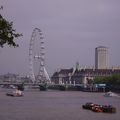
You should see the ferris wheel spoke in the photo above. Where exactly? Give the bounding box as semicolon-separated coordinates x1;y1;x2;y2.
29;28;51;84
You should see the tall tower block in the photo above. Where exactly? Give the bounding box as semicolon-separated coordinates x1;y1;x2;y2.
95;46;109;69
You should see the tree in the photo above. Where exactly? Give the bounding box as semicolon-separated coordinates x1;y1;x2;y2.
0;7;22;47
94;74;120;86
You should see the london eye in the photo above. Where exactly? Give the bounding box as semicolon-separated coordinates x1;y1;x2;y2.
29;28;50;83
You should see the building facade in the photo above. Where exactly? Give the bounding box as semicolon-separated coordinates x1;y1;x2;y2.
51;67;120;87
95;46;109;69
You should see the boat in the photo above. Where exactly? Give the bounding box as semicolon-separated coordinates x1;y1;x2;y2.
82;102;116;113
6;90;23;97
104;91;120;97
82;102;95;110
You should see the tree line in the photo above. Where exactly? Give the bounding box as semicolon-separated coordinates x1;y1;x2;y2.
94;74;120;87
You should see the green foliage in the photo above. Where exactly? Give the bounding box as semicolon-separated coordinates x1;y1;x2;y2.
94;74;120;86
0;13;22;47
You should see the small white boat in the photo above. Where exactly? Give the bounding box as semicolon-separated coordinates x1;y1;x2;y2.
6;90;23;97
104;91;119;97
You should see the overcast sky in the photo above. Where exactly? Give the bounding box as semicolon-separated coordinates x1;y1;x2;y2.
0;0;120;76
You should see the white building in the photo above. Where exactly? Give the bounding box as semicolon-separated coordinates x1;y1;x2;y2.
95;46;109;69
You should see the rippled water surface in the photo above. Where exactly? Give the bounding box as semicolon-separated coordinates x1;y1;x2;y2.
0;89;120;120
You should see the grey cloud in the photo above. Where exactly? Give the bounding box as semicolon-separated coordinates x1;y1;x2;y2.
0;0;120;75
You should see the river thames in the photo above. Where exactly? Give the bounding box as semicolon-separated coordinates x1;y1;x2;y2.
0;89;120;120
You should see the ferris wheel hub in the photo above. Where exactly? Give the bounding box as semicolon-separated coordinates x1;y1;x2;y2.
29;28;50;83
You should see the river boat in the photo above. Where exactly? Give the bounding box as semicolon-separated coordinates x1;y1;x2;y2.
82;102;116;113
6;90;23;97
104;91;119;97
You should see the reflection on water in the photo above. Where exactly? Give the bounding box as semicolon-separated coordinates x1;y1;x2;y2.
0;89;120;120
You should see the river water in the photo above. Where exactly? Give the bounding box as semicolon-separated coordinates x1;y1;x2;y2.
0;89;120;120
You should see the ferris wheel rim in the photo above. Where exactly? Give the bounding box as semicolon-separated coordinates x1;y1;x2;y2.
29;28;45;83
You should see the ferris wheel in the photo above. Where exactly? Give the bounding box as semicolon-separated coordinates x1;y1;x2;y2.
29;28;50;83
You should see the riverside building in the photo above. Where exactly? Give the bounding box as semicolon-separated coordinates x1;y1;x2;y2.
51;66;120;87
51;46;120;88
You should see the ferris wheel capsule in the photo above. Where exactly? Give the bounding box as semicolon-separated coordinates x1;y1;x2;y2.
29;28;50;83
